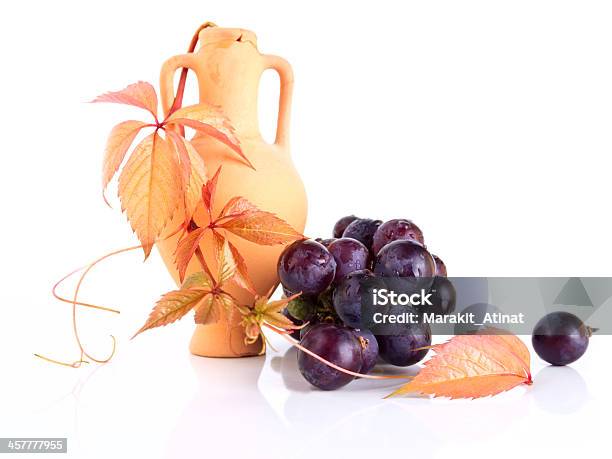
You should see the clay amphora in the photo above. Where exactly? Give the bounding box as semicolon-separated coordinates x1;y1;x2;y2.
157;27;307;357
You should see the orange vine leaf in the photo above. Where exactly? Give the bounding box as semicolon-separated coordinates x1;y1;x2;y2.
219;209;304;245
193;294;218;324
387;334;532;399
212;232;236;285
181;271;214;290
91;81;159;120
132;288;210;338
210;231;257;294
102;120;147;199
219;196;259;218
166;132;207;224
227;240;257;295
166;104;252;169
118;132;181;259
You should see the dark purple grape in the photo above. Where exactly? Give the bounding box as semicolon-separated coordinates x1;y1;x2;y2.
427;276;456;315
353;329;379;374
342;218;382;251
532;312;590;366
332;269;375;328
328;238;370;281
374;240;435;278
278;240;336;295
432;254;447;277
372;219;424;255
300;322;315;339
333;215;358;238
375;314;431;366
315;237;337;248
297;324;363;390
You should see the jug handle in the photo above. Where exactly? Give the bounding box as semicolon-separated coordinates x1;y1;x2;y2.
159;53;198;118
262;55;293;150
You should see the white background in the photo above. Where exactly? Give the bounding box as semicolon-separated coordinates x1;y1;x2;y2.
0;1;610;458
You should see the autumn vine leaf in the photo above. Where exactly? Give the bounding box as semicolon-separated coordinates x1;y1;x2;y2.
132;270;234;338
174;169;304;289
132;288;211;338
239;292;302;345
119;132;181;257
387;334;532;399
92;81;250;258
218;211;303;245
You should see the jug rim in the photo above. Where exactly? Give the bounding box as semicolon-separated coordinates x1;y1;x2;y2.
198;27;258;48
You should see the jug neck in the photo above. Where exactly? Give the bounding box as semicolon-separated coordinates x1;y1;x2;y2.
196;75;262;140
194;30;264;140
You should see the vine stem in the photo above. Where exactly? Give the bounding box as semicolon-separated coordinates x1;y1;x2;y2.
263;324;412;381
166;21;217;119
52;267;120;313
70;245;145;363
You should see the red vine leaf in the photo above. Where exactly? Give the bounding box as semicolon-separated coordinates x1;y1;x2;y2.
387;334;532;399
175;227;207;282
118;132;181;258
92;81;159;119
202;166;222;217
102;120;147;198
219;210;304;245
132;288;210;337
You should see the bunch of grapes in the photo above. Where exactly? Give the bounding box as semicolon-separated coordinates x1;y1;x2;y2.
278;216;451;390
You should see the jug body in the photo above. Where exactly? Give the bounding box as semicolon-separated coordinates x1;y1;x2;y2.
157;27;307;357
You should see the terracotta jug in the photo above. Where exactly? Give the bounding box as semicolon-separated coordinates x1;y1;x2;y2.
157;27;308;357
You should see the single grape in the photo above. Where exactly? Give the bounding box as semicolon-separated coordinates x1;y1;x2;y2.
297;323;363;390
342;218;382;251
278;240;337;295
353;329;379;374
328;237;370;281
376;315;432;366
332;269;375;328
315;237;337;248
300;322;315;339
532;312;591;366
374;239;435;278
432;254;447;277
427;276;456;315
372;219;424;255
333;215;358;238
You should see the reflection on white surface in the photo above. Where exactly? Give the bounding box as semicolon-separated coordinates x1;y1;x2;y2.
530;365;589;414
5;333;607;459
165;354;288;459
